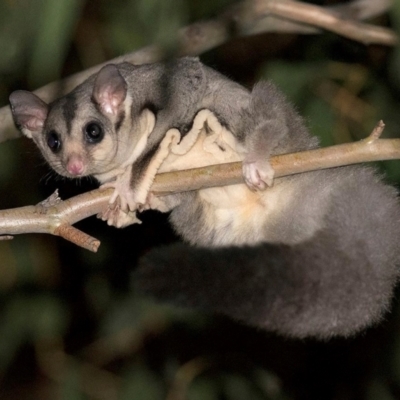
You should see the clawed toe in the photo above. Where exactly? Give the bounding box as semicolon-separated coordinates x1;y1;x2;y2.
97;197;141;228
242;160;275;191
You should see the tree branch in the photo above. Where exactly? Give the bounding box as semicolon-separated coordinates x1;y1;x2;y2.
0;121;398;252
0;0;396;142
245;0;397;45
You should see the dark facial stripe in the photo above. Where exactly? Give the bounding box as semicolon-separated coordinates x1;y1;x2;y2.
131;146;158;186
62;93;78;134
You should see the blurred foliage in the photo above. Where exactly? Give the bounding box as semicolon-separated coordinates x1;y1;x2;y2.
0;0;400;399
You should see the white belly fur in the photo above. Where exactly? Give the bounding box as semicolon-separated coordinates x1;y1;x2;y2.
197;182;295;246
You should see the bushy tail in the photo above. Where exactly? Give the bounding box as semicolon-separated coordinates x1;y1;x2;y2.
133;229;399;339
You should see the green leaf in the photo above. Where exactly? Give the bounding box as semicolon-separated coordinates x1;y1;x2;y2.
305;98;336;147
61;365;86;400
28;0;84;87
120;366;165;400
29;294;68;340
259;61;323;105
187;378;220;400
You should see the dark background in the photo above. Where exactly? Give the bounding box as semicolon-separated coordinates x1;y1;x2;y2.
0;0;400;399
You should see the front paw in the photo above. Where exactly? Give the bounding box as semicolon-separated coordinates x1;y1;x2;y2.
138;192;171;213
98;201;141;228
100;167;147;213
242;159;275;191
101;179;137;213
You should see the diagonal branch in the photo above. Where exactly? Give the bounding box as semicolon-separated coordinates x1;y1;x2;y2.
0;0;396;142
0;121;398;252
244;0;397;45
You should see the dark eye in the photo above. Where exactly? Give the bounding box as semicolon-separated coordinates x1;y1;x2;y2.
47;131;61;153
84;122;104;143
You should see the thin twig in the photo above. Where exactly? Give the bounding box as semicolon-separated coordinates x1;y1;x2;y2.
54;224;100;252
367;119;385;142
249;0;397;45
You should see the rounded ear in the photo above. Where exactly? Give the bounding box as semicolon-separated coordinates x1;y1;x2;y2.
9;90;49;138
92;64;127;117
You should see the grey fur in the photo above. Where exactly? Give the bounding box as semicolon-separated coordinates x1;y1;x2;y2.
140;166;400;339
9;57;400;339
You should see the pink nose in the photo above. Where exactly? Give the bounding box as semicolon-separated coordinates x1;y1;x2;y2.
66;160;84;176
